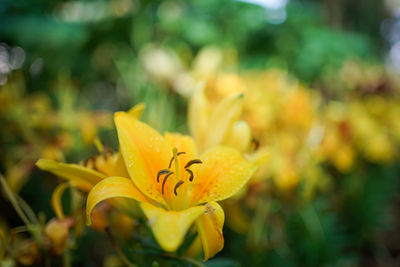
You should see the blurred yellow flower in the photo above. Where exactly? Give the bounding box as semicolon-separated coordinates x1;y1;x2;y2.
189;85;251;153
318;103;356;172
44;218;75;255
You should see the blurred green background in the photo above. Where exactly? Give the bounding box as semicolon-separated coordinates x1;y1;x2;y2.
1;0;400;266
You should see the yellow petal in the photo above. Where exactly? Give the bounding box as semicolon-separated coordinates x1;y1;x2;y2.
196;201;225;261
164;133;198;159
188;85;209;152
192;147;257;205
186;236;202;258
114;112;170;204
245;147;270;182
140;202;205;252
51;183;70;219
224;120;252;152
128;103;145;119
205;93;244;150
36;159;105;191
86;177;149;225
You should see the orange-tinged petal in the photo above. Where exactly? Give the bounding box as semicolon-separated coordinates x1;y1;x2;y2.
86;177;149;225
114;112;170;204
196;201;225;261
36;159;104;191
191;147;257;205
140;202;205;252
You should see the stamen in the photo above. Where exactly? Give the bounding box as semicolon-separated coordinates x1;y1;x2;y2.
174;181;184;196
185;169;194;182
168;151;186;169
168;157;173;169
157;169;171;183
162;172;174;194
184;159;202;169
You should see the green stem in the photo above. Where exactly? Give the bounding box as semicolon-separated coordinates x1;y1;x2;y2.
63;248;71;267
0;174;43;246
0;174;31;226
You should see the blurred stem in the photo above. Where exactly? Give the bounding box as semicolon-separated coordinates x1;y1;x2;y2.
248;198;270;247
0;174;31;226
15;193;39;224
12;225;40;234
300;205;325;241
161;253;207;267
0;174;43;246
63;249;71;267
105;227;138;267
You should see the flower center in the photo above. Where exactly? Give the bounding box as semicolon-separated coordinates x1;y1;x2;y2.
156;147;202;197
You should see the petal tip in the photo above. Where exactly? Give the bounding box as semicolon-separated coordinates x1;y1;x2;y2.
35;158;54;170
35;159;43;168
85;215;93;226
114;111;126;120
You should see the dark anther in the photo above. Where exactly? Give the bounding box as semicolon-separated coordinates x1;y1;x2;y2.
174;181;185;196
185;169;194;182
168;152;186;169
157;169;171;183
162;172;174;194
184;159;202;169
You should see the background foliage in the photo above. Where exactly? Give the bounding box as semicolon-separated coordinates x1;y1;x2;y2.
1;0;400;266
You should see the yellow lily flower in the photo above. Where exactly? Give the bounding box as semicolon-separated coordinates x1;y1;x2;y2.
85;111;257;260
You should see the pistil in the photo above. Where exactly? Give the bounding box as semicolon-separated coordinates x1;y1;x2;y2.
156;148;203;204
